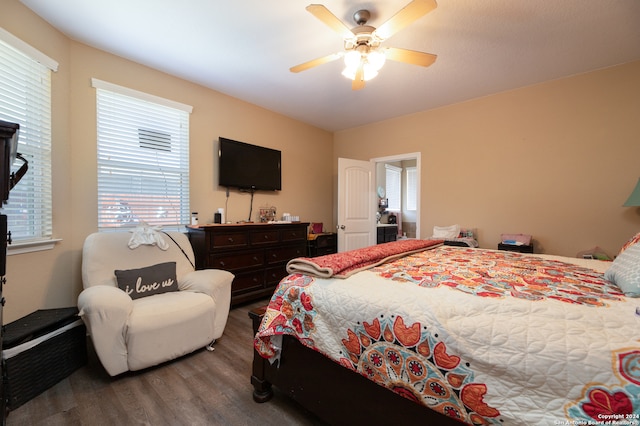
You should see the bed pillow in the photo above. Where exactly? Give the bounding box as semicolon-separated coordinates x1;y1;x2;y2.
432;224;460;239
115;262;178;300
618;231;640;256
604;243;640;297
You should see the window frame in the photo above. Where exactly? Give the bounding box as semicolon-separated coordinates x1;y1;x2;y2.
0;28;58;254
385;164;402;212
92;79;193;232
405;166;417;211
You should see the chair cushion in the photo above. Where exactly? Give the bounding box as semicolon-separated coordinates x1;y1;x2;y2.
125;291;217;371
115;262;178;300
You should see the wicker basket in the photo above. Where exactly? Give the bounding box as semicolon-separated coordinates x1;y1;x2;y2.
3;308;87;410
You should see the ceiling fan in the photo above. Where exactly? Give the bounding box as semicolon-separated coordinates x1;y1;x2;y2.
290;0;438;90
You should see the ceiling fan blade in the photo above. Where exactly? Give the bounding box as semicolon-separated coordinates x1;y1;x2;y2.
374;0;437;40
384;47;437;67
290;52;343;73
306;4;354;40
352;60;365;90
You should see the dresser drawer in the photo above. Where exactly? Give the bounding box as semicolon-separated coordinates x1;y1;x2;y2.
280;226;307;242
210;232;248;250
265;265;288;285
316;234;336;248
314;246;336;256
188;222;310;306
209;250;263;271
249;230;279;246
266;245;306;265
232;270;265;294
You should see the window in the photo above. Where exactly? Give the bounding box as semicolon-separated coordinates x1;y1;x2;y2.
92;79;192;231
385;164;401;211
0;29;57;248
406;166;417;211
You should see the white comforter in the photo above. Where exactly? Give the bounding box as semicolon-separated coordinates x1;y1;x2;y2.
255;247;640;425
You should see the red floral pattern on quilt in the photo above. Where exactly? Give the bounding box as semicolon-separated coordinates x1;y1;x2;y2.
339;314;501;423
565;349;640;421
373;247;624;306
254;271;503;425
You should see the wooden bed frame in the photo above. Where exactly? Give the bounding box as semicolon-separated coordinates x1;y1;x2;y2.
249;307;461;425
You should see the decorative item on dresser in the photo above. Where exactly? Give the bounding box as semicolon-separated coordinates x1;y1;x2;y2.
188;222;309;305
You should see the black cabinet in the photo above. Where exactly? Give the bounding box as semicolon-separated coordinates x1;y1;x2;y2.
308;233;337;257
498;243;533;253
377;225;397;244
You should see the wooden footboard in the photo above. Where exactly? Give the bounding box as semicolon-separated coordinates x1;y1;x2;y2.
249;307;460;425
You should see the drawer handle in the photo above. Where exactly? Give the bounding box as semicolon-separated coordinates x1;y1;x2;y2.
264;235;270;240
253;256;259;262
219;261;225;267
227;237;234;243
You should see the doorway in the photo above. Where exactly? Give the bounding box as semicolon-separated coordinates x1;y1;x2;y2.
373;152;421;239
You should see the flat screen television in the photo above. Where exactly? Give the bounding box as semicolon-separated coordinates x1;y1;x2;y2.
218;137;281;191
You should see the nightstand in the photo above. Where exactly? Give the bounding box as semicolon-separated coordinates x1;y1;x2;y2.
498;243;533;253
377;225;398;244
308;233;337;257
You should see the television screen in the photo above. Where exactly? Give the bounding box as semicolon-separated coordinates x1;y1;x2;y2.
218;137;281;191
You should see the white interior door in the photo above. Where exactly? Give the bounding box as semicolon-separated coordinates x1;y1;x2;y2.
337;157;376;252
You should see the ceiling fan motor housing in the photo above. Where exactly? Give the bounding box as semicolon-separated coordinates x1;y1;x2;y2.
353;9;370;25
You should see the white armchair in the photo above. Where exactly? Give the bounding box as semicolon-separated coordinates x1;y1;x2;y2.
78;230;233;376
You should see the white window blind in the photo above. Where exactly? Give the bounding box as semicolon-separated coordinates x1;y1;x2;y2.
406;166;417;211
0;30;56;245
93;80;191;230
385;164;401;211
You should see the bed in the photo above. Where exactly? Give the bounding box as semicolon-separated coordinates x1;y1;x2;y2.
251;238;640;425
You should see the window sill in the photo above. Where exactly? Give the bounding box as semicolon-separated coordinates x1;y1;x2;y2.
7;238;62;255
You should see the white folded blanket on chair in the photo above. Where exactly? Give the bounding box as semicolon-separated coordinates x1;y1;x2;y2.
128;223;169;250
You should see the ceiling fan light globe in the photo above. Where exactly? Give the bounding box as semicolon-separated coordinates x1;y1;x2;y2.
367;50;386;71
341;67;356;80
362;65;378;81
344;50;361;69
342;62;379;81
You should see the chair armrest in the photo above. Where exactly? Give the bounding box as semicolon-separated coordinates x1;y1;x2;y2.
180;269;233;338
77;285;133;376
179;269;233;297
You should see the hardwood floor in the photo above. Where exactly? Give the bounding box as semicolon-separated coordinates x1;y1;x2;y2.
6;299;326;426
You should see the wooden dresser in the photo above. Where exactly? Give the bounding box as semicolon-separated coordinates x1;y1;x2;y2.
187;222;309;305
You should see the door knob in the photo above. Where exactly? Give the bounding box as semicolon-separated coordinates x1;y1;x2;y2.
339;225;346;230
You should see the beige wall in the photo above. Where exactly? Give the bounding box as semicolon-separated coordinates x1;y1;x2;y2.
3;1;640;323
1;1;333;322
335;60;640;257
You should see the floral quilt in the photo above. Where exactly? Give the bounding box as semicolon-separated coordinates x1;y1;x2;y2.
254;246;640;425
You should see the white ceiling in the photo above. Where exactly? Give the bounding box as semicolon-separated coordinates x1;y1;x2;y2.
20;0;640;132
